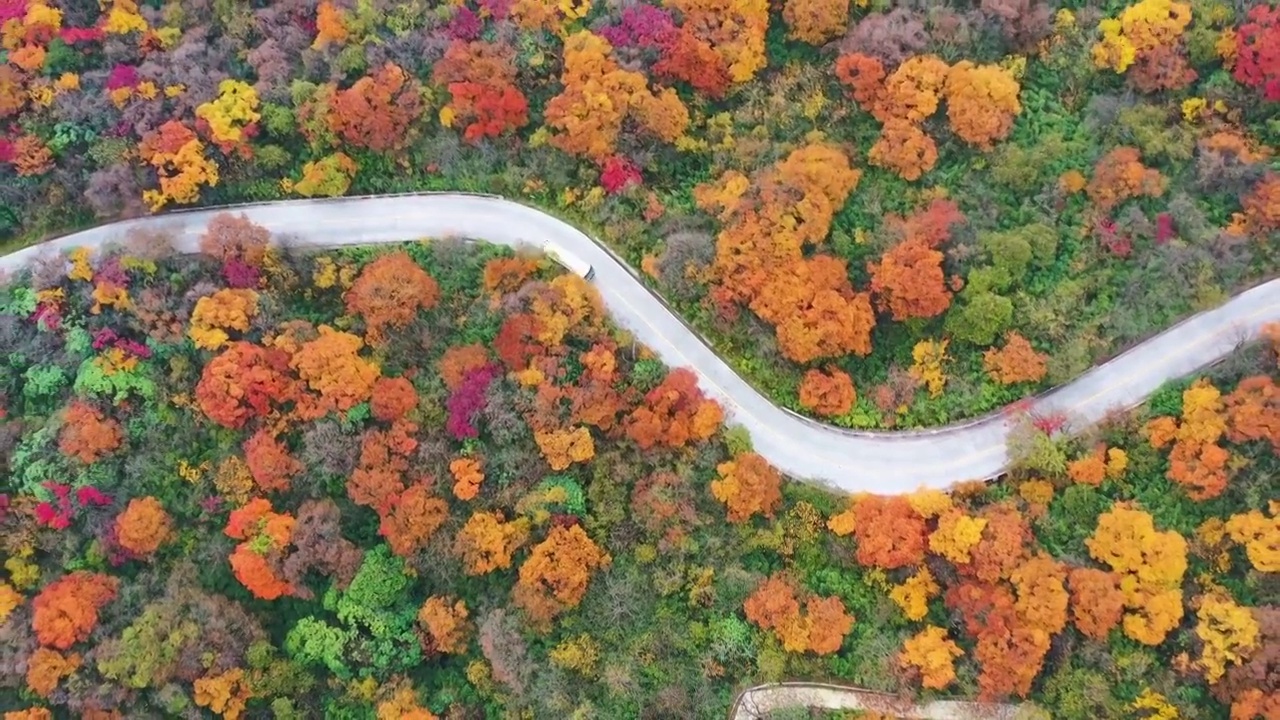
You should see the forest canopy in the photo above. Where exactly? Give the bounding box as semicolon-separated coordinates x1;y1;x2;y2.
0;0;1276;431
0;215;1277;718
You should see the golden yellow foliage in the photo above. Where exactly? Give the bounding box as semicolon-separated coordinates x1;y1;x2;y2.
899;625;964;690
188;289;259;350
910;339;949;398
1194;593;1260;684
929;509;988;564
889;567;939;621
1224;508;1280;572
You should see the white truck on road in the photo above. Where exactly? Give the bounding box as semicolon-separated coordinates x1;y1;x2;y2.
536;240;595;280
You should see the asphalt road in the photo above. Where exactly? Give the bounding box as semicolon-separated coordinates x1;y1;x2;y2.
3;193;1277;492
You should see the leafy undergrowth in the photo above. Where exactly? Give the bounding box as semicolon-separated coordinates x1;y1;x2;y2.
0;216;1277;719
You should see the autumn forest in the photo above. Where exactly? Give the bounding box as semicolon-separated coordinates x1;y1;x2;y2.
1;0;1279;718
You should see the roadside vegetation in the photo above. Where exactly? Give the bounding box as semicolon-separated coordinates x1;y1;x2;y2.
0;216;1277;718
1;0;1277;427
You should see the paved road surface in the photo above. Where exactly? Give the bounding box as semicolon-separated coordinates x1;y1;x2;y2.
730;682;1033;720
3;193;1277;492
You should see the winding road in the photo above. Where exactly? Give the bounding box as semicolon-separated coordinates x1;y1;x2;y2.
3;193;1277;492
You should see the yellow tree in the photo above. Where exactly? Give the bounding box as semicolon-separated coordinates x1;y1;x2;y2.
1194;593;1260;684
1086;504;1187;646
513;524;611;630
711;452;783;523
899;625;964;690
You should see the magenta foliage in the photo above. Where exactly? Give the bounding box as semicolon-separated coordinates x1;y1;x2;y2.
0;0;22;25
1155;213;1175;245
94;257;129;286
31;302;62;331
0;137;13;164
36;481;113;527
105;64;140;91
92;328;152;359
1031;412;1067;436
599;4;676;49
60;26;104;43
447;6;482;40
1095;218;1132;258
600;155;642;195
36;483;113;529
222;258;262;288
76;486;112;506
446;364;499;440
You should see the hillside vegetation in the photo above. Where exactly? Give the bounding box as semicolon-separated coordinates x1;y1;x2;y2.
0;0;1276;426
0;216;1277;718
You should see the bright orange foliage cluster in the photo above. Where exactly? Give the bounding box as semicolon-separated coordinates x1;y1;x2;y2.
113;496;173;557
482;257;540;298
290;326;380;416
1223;375;1280;453
625;368;723;449
940;547;1070;700
835;53;1019;179
370;376;417;423
1145;379;1232;499
243;429;303;493
345;251;441;345
868;199;965;321
418;596;471;654
1086;504;1187;646
196;342;298;429
378;482;449;558
513;524;611;630
752;254;877;362
943;61;1024;149
1086;147;1167;214
311;1;347;49
1067;567;1126;640
710;452;783;522
983;332;1048;385
58;401;123;464
1067;445;1127;486
829;494;928;569
225;498;296;600
31;572;119;649
534;427;595;471
375;678;436;720
438;344;491;391
26;648;80;697
743;573;855;655
664;0;768;84
798;367;856;417
697;144;874;361
1241;174;1280;236
782;0;849;45
348;419;418;511
449;457;484;501
453;511;531;576
543;31;690;161
325;63;422;152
